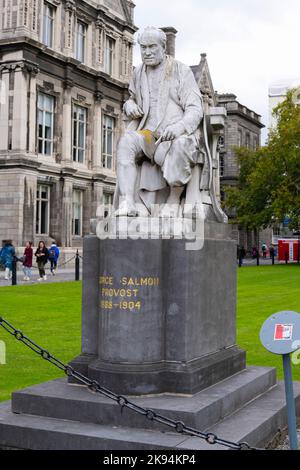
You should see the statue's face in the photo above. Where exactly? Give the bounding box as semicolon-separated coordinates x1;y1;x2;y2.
139;34;165;67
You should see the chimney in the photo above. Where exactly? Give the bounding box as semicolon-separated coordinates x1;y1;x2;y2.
160;27;178;57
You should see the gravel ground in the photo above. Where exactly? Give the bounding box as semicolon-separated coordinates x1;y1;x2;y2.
276;428;300;450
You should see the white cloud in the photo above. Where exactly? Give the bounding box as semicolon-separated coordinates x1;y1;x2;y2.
133;0;300;143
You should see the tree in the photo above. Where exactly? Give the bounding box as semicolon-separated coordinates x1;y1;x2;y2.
225;89;300;233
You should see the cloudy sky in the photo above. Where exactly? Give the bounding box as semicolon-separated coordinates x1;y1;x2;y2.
132;0;300;143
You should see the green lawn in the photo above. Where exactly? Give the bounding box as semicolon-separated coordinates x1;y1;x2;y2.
0;264;300;402
237;264;300;382
0;282;82;402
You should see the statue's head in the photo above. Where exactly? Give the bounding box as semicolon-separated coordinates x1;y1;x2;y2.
137;27;167;67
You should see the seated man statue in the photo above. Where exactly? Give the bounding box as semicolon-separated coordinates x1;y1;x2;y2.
115;26;204;217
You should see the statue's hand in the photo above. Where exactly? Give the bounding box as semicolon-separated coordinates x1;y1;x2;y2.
124;100;144;120
161;122;186;142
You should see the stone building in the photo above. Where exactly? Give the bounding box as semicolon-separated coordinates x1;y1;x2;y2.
192;55;266;250
0;0;137;250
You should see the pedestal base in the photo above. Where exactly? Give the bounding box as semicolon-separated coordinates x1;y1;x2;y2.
71;347;245;396
73;223;244;395
1;367;299;450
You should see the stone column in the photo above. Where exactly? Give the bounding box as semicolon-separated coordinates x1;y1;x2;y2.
12;66;28;151
22;173;37;244
61;177;73;247
0;69;9;151
27;65;39;154
95;18;104;70
61;86;73;165
160;27;178;57
92;95;103;173
63;0;76;57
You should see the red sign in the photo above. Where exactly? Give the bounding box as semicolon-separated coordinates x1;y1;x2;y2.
278;239;300;262
274;324;293;341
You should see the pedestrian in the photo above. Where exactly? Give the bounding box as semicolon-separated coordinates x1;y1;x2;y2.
269;245;275;263
238;246;246;267
35;241;49;281
252;246;258;259
48;241;60;276
262;243;267;259
0;240;15;280
22;241;33;281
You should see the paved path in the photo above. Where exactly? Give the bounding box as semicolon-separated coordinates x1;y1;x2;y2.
0;268;82;287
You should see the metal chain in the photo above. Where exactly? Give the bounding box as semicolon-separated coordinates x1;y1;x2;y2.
0;317;260;451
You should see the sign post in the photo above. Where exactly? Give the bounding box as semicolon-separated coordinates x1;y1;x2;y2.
260;311;300;450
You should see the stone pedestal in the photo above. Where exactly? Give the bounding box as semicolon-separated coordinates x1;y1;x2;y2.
70;221;245;395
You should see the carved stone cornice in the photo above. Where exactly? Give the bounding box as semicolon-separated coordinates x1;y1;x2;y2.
64;0;76;13
0;60;40;76
95;90;104;102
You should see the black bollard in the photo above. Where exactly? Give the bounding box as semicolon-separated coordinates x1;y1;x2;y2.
12;256;17;286
285;250;289;265
75;250;80;281
256;252;260;266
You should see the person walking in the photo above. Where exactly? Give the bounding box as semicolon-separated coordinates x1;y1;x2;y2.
35;241;49;281
22;241;33;281
262;243;268;259
0;240;15;280
252;246;258;259
48;241;60;276
238;246;246;268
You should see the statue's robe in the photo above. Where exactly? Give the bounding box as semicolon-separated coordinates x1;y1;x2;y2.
116;55;204;210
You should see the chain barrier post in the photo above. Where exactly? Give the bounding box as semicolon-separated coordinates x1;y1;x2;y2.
75;250;80;281
0;317;260;451
12;256;17;286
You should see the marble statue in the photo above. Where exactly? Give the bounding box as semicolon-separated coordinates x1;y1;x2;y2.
114;26;227;222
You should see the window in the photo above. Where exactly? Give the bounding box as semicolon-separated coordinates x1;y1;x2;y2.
38;93;54;155
76;21;86;62
42;2;54;47
220;154;225;177
36;185;50;235
103;192;113;218
105;36;115;75
72;190;83;236
246;133;250;149
73;105;87;163
253;136;258;151
102;115;115;169
238;129;242;147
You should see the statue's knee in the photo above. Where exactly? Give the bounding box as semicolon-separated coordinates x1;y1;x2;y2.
173;136;188;151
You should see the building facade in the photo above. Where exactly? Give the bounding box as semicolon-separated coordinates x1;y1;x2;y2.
0;0;137;249
191;55;265;249
216;93;267;250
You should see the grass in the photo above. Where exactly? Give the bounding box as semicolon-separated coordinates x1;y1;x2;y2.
0;282;82;402
0;264;300;402
237;263;300;381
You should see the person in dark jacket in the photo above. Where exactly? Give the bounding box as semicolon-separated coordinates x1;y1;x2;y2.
0;240;15;280
48;241;60;276
35;241;49;281
23;241;33;281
